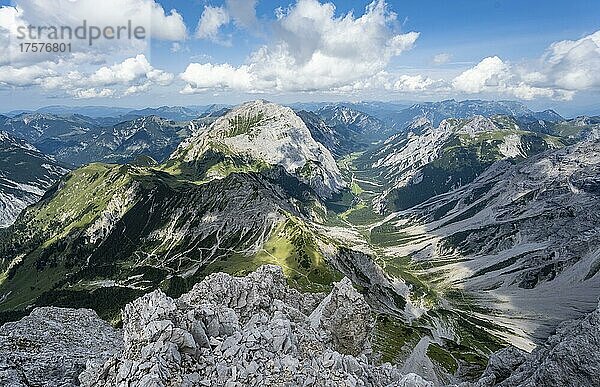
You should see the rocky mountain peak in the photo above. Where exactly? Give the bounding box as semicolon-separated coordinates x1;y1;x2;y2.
315;104;386;135
458;115;499;135
319;105;365;124
405;116;433;135
208;100;306;138
172;100;346;198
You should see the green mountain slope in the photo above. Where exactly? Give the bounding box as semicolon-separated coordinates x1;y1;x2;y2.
0;161;340;322
0;101;356;325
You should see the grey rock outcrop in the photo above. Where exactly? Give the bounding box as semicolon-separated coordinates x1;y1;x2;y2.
495;300;600;387
0;307;122;387
308;277;374;356
81;265;429;386
462;300;600;387
464;347;528;386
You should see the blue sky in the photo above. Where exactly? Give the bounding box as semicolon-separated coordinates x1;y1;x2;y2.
0;0;599;116
159;0;599;66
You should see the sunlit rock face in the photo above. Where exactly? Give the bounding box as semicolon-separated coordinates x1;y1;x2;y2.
171;100;346;198
385;140;600;346
460;300;600;387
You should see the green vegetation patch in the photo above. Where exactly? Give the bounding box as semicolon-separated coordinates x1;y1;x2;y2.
427;343;458;374
350;181;364;195
384;256;438;306
206;157;270;179
201;217;342;292
227;112;265;137
32;163;135;239
344;203;385;226
370;222;414;247
371;315;423;363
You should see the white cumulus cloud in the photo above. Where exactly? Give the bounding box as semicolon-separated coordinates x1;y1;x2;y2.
394;74;447;92
542;30;600;91
433;53;451;65
0;0;186;67
0;54;174;98
180;63;254;92
72;88;115;99
195;0;259;42
0;0;178;99
196;5;230;40
451;30;600;101
182;0;419;94
452;56;511;93
10;0;187;41
0;64;56;87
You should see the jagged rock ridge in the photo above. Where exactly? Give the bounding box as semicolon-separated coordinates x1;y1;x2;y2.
1;266;598;386
360;115;561;213
80;265;430;386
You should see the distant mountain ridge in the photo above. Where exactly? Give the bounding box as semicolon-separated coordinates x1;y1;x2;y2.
50;115;193;166
0;113;197;166
382;99;564;130
117;106;222;122
4;106;132;118
315;105;393;142
358;114;564;213
4;105;231;121
4;99;569;124
2;113;100;144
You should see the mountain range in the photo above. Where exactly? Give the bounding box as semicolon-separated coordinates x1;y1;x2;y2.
362;114;565;213
0;98;599;385
391;99;564;127
4;104;229;120
0;113;197;166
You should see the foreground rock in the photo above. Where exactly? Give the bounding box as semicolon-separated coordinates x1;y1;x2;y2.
81;265;430;386
1;266;596;386
463;300;600;387
0;307;122;387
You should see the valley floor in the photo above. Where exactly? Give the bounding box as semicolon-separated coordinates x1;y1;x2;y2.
323;152;510;381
